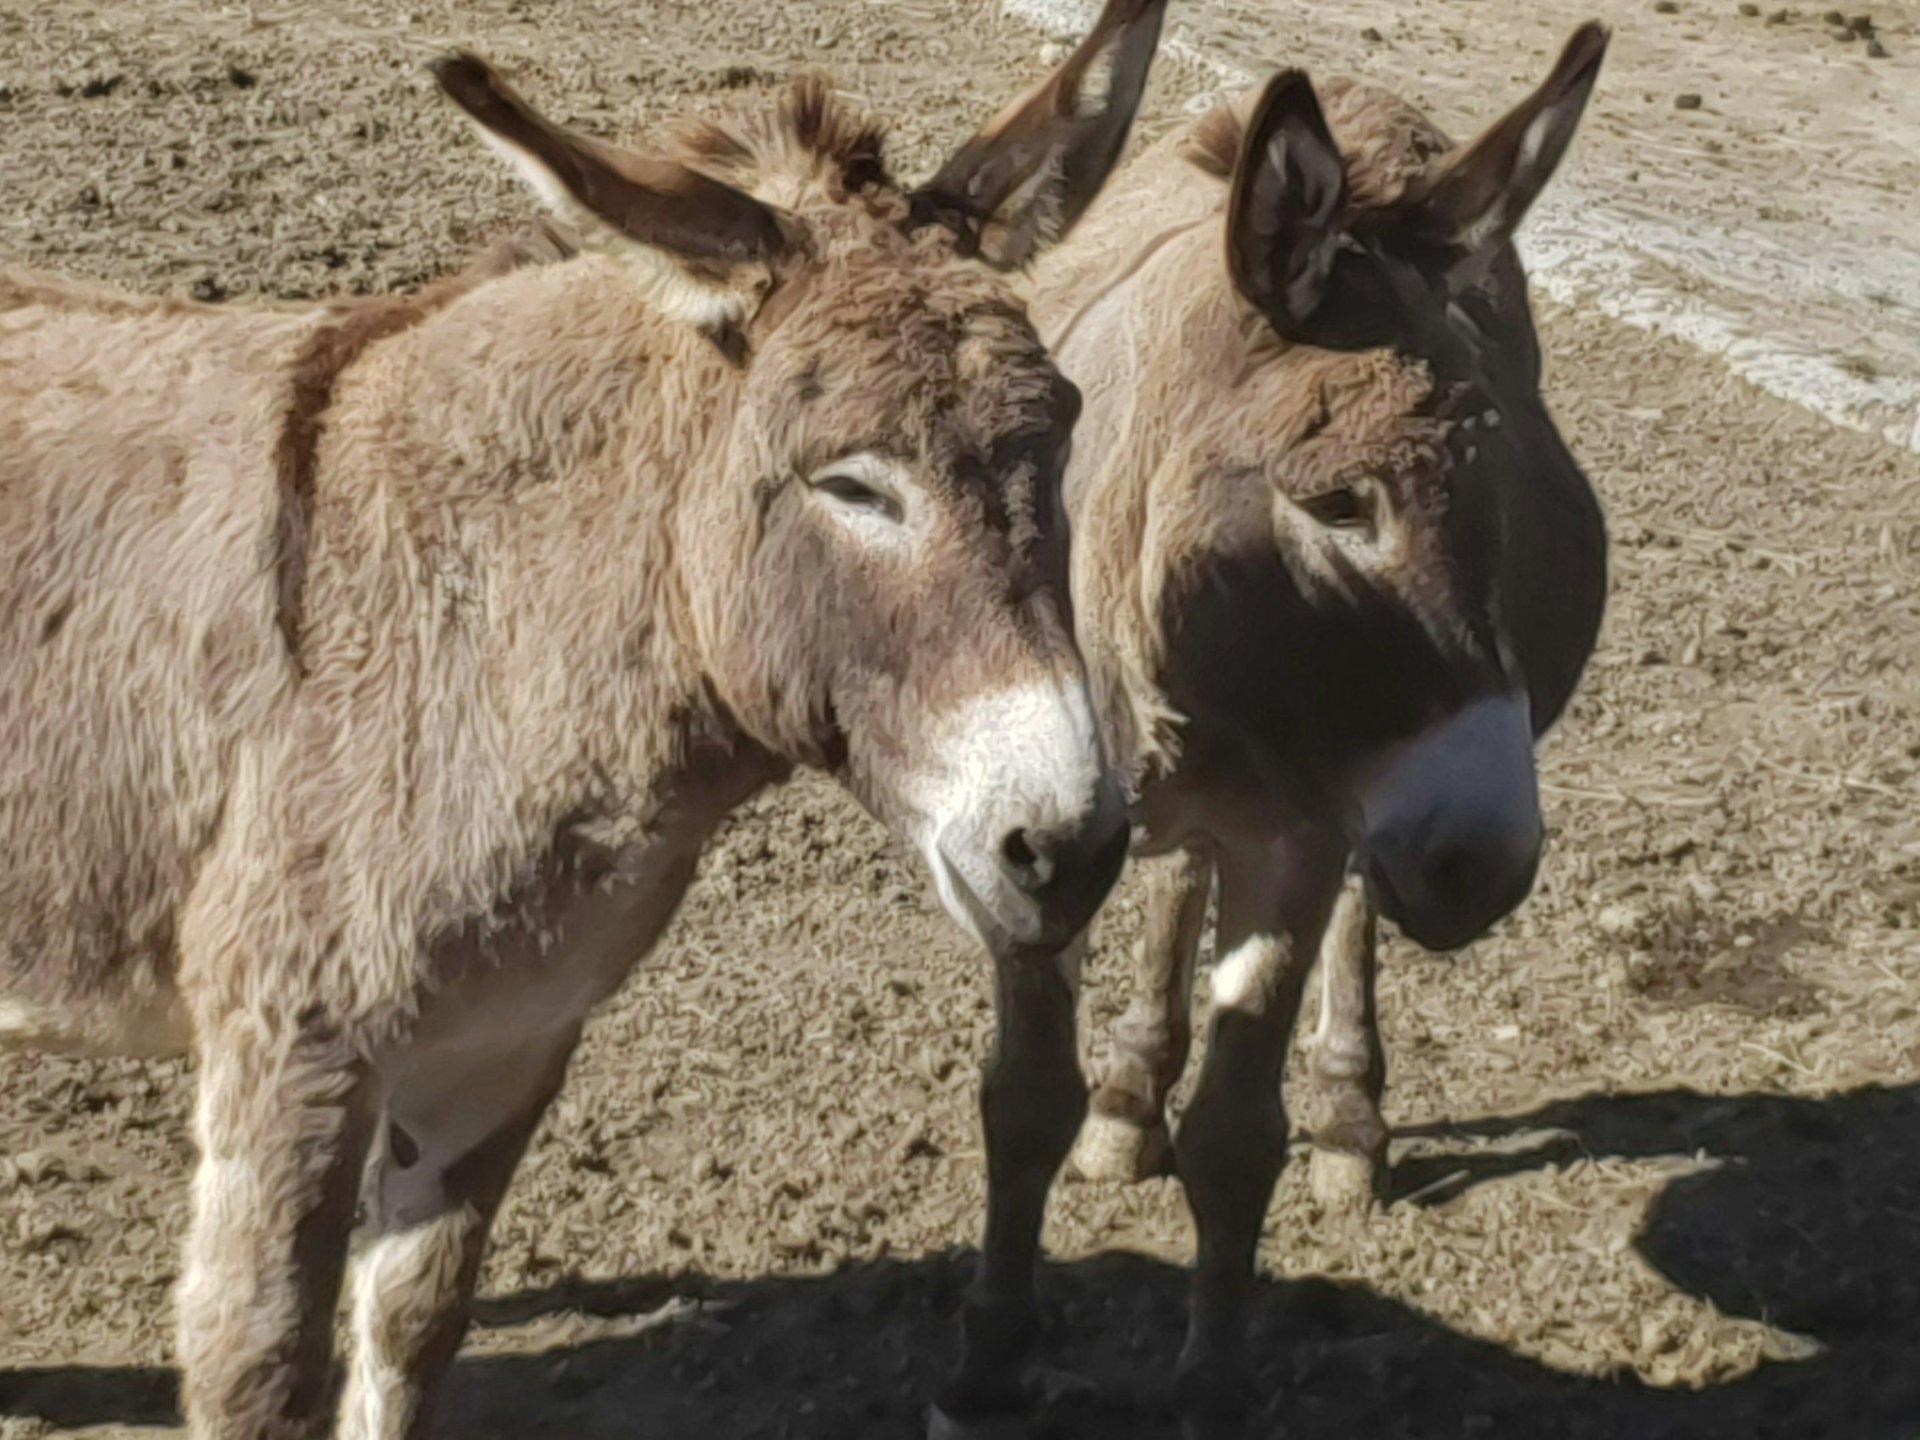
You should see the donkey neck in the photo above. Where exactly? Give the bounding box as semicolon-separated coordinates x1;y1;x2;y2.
1025;128;1224;367
311;253;756;818
1023;152;1232;796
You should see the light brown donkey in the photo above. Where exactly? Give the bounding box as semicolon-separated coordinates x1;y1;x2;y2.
1019;24;1613;1438
0;3;1168;1434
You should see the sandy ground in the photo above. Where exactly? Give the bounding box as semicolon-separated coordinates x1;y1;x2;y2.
2;1;1918;1437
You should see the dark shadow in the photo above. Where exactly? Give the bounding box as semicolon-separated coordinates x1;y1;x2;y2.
1388;1081;1920;1437
7;1082;1920;1438
0;1366;178;1430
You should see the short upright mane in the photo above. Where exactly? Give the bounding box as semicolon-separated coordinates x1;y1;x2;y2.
1180;103;1242;180
1181;80;1456;211
672;74;892;204
440;217;581;292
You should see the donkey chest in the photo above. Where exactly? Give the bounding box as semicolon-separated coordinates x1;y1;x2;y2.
415;855;693;1053
404;827;732;1073
404;747;776;1061
1130;724;1325;858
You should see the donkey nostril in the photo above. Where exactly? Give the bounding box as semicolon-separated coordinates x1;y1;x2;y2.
389;1122;421;1170
1001;828;1055;891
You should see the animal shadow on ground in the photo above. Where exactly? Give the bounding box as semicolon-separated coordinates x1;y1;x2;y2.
3;1083;1918;1439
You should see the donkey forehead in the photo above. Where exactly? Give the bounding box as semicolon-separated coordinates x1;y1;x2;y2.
1191;348;1504;616
802;206;1044;337
764;249;1070;455
1219;348;1444;485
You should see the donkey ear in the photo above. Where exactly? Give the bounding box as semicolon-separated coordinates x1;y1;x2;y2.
1225;69;1351;340
1410;21;1609;258
432;54;798;295
907;0;1167;269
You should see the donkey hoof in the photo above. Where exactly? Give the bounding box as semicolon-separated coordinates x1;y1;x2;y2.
1069;1110;1173;1183
927;1405;1031;1440
1308;1144;1388;1215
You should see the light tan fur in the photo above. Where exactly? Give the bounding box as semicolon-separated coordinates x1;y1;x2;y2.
0;32;1160;1434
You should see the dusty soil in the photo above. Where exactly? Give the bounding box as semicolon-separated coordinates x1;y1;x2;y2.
2;1;1919;1437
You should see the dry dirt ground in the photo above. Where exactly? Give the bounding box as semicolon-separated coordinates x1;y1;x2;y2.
3;2;1919;1438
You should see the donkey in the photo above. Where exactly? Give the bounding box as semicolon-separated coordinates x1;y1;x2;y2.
1012;23;1612;1437
0;4;1169;1434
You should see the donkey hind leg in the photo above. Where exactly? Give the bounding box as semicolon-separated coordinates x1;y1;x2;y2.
1305;871;1391;1213
1073;848;1213;1183
1172;846;1340;1440
177;1013;379;1440
930;936;1087;1440
337;1024;583;1440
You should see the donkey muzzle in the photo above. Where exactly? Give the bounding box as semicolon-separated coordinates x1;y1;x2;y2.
1356;691;1544;952
996;807;1131;947
911;677;1127;954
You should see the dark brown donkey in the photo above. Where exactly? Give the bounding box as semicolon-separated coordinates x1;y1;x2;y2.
0;4;1169;1436
1019;23;1612;1438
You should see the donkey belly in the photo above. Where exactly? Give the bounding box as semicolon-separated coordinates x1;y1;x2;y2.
0;607;244;1059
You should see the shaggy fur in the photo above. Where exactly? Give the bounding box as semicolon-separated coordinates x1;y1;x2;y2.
0;30;1159;1434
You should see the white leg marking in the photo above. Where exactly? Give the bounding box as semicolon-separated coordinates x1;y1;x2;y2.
1313;949;1336;1051
1209;931;1284;1014
341;1222;460;1440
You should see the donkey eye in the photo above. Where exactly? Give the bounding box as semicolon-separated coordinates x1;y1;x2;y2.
1300;485;1370;531
809;468;903;522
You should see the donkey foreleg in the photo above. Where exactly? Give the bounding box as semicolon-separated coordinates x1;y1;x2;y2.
1305;871;1390;1212
1073;848;1212;1182
339;1024;583;1440
1172;843;1338;1440
931;937;1087;1440
177;1010;378;1440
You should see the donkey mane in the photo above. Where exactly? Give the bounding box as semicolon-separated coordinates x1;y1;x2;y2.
442;216;583;287
1181;79;1456;210
672;74;892;206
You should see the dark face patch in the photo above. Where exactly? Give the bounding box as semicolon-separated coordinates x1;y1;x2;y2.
1157;325;1539;825
1192;45;1612;809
